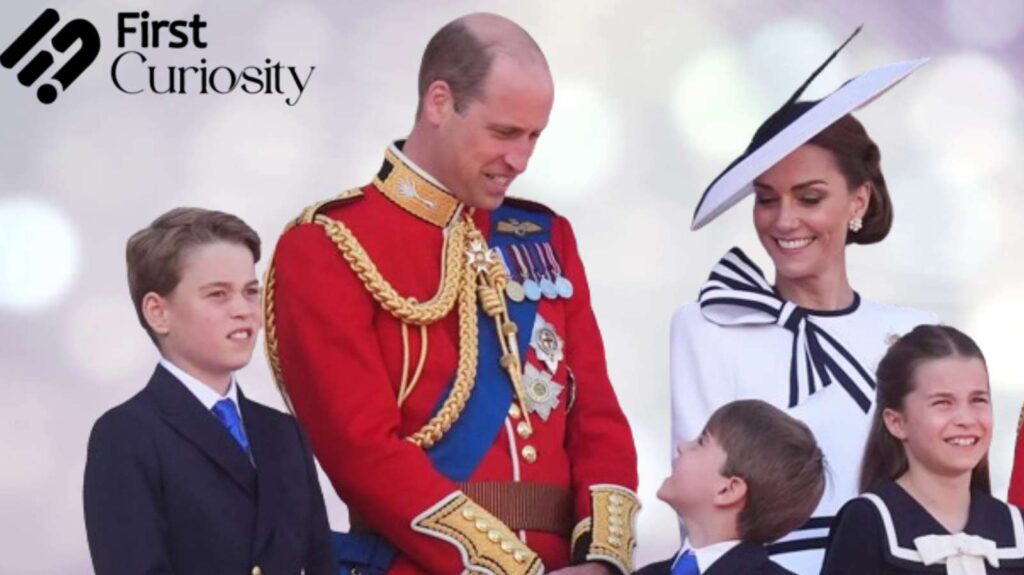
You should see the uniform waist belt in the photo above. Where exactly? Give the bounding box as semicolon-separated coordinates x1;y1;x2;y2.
350;481;573;536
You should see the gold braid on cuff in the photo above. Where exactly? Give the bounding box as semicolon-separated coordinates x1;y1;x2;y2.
412;491;544;575
574;485;640;575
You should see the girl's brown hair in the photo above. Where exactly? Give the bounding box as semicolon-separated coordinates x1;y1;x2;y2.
859;324;991;493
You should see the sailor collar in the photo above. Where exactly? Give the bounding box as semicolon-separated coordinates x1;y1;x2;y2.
374;142;464;228
862;481;1024;569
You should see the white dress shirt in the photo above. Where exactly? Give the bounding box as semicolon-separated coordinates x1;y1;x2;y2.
159;358;244;427
674;539;742;572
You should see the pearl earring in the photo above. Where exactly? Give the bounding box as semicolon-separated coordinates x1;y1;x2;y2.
848;217;863;233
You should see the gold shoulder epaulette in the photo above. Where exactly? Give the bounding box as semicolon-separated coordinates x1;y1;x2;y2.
295;187;364;225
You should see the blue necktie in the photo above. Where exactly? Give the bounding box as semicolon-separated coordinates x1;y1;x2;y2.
672;550;699;575
211;398;251;457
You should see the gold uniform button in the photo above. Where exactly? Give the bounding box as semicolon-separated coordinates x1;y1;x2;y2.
475;518;489;532
516;421;532;439
508;404;522;419
521;445;537;463
502;321;518;336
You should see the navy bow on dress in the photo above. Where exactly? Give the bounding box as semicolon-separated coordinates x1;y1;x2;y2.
698;247;876;413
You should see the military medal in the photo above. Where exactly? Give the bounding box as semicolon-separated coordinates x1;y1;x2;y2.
511;244;542;301
530;314;564;373
542;242;574;299
465;239;496;273
523;278;542;301
555;277;574;299
496;248;526;303
523;363;564;421
532;244;558;300
539;278;558;300
506;280;526;303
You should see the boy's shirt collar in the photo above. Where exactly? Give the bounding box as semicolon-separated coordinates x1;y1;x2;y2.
674;538;742;572
159;358;242;419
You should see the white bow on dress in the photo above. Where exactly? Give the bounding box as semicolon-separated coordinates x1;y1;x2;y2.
914;533;1000;575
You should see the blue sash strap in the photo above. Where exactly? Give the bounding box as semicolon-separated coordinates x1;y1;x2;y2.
426;204;551;480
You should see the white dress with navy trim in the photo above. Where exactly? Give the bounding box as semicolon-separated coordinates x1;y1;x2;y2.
822;481;1024;574
669;248;938;575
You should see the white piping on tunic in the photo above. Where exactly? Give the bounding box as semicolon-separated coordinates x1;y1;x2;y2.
503;417;528;544
862;494;1024;562
410;491;495;575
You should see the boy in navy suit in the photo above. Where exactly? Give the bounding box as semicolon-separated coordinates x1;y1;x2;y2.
636;400;825;575
83;207;335;575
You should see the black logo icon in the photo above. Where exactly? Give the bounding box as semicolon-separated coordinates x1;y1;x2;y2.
1;9;100;104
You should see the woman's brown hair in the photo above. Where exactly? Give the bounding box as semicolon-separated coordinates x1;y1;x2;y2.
808;113;892;245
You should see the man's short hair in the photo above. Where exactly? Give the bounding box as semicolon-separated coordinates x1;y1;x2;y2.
416;19;494;117
704;399;826;543
126;207;260;345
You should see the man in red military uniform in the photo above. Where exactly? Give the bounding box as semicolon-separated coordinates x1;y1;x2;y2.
1011;404;1024;506
265;13;639;575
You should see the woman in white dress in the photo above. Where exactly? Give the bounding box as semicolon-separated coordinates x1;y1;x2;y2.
670;30;937;575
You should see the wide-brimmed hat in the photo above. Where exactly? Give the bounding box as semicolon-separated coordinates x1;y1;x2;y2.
691;27;928;230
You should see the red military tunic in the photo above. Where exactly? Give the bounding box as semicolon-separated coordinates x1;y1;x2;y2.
1011;404;1024;506
267;143;639;575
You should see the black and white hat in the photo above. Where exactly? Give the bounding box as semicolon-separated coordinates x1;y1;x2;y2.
691;27;928;230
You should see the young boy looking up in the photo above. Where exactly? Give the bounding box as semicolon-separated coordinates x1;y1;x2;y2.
637;400;825;575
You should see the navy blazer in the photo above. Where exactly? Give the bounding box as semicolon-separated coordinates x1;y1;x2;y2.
635;542;794;575
84;364;335;575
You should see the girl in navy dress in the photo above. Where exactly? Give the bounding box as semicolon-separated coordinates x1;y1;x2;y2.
822;325;1024;574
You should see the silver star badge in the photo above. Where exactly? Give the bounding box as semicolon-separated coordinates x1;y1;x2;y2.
523;363;564;421
466;240;497;274
530;314;564;373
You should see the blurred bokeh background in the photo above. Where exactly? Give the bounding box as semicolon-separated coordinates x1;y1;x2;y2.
2;0;1022;572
